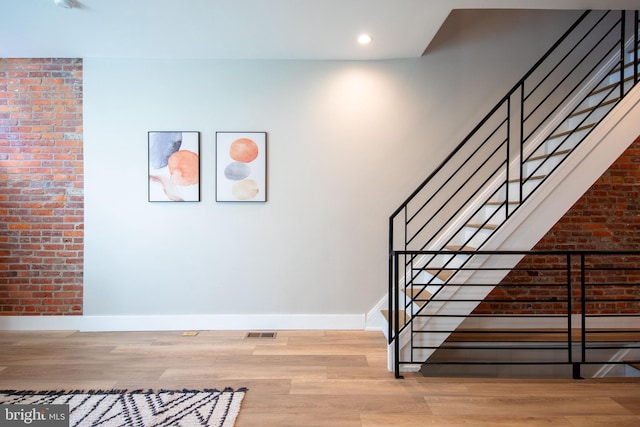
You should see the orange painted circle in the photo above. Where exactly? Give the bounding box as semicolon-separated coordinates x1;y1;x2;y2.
168;150;199;186
229;138;259;163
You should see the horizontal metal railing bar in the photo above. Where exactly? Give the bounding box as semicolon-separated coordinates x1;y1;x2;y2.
411;314;571;318
440;328;578;335
411;264;569;269
418;348;571;353
583;268;640;271
396;250;640;256
415;331;572;336
431;330;640;340
412;361;574;366
423;299;570;304
584;314;640;318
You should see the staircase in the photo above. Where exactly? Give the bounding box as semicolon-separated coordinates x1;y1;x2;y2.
386;10;640;377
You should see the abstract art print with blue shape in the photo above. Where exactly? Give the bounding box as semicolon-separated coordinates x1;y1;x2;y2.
148;131;200;202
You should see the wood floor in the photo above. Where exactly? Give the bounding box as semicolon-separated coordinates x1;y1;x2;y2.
1;329;640;426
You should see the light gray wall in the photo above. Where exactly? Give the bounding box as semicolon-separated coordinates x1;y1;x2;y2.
83;10;579;323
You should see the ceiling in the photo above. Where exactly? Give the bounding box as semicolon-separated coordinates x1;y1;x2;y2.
2;0;640;60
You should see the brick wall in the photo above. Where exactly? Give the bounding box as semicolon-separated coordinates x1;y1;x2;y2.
475;134;640;315
0;58;83;315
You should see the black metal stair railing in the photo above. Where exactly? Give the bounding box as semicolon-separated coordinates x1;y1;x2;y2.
391;250;640;380
388;10;640;373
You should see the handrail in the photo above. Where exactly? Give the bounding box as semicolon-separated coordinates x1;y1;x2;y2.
391;250;640;378
388;9;640;377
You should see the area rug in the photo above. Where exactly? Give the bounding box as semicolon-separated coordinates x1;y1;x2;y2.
0;388;247;426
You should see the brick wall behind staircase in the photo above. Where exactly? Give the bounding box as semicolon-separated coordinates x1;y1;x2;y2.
0;58;83;315
475;134;640;315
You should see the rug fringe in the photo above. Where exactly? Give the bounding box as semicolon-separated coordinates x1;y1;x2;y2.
0;388;248;395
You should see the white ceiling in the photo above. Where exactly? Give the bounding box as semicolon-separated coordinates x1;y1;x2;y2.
2;0;640;60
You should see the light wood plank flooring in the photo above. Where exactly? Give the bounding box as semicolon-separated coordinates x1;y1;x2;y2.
1;329;639;426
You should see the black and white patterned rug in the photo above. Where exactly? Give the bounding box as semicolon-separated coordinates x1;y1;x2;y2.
0;388;246;426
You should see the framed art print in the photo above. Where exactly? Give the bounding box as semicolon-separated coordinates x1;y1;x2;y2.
216;131;267;202
148;131;200;202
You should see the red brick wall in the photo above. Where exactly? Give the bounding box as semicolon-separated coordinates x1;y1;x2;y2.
475;134;640;315
0;58;83;315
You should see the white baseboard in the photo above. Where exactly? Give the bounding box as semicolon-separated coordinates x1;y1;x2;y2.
0;314;365;332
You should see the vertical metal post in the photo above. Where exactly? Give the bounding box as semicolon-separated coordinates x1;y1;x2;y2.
570;252;584;379
566;253;573;366
519;83;525;207
403;207;408;253
394;253;403;379
635;11;639;84
388;218;394;345
573;363;582;380
621;11;626;99
580;253;587;369
506;96;511;215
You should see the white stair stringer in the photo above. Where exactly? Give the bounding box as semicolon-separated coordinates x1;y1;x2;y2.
387;84;640;373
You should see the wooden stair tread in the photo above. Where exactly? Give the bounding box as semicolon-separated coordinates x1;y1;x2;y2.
527;149;571;162
548;123;595;140
485;201;519;206
590;74;635;96
465;223;499;230
425;269;454;281
443;245;477;252
381;309;410;324
405;287;432;303
508;174;546;184
570;97;619;118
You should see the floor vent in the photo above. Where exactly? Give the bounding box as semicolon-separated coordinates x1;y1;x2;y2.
246;332;277;339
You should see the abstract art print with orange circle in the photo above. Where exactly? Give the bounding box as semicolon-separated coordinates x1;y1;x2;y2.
216;131;267;202
148;131;200;202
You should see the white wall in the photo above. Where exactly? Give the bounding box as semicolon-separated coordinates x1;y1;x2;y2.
78;10;579;330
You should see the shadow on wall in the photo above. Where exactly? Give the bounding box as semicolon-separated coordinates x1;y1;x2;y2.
423;9;581;56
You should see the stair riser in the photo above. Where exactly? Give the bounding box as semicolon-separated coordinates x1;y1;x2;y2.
523;153;567;177
582;79;633;109
452;226;495;249
412;270;449;286
488;180;544;204
542;128;591;154
562;103;614;131
470;203;506;225
606;63;639;85
584;87;619;109
626;50;639;63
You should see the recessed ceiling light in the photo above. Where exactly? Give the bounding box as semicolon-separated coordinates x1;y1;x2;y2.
358;34;373;45
54;0;74;8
